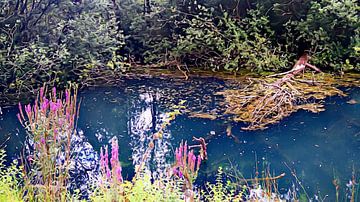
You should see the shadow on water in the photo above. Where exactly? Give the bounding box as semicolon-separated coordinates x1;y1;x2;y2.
0;77;359;199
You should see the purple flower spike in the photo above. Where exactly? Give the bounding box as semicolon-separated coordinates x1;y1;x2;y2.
106;168;111;180
115;166;123;183
18;102;22;112
65;90;70;103
41;98;49;112
50;101;58;112
184;142;187;157
57;99;63;109
18;102;24;120
52;87;56;98
40;87;44;99
197;155;201;171
175;148;182;165
191;154;196;172
110;138;119;167
25;104;31;115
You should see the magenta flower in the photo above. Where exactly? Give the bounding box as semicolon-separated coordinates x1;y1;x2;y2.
196;155;201;171
175;148;182;165
18;102;24;120
25;104;31;115
115;166;123;183
41;98;49;111
50;102;57;112
52;87;56;98
184;142;187;159
110;138;119;168
178;171;183;178
65;90;70;103
106;169;111;180
40;87;44;99
57;99;62;109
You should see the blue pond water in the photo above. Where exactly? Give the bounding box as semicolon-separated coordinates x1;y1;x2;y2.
0;77;359;200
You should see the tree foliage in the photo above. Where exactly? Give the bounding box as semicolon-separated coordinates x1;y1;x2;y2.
0;0;126;103
0;0;359;103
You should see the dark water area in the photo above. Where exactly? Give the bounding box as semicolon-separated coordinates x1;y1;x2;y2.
1;77;360;200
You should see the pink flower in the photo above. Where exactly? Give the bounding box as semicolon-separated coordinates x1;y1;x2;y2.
25;104;31;115
115;166;123;183
191;154;196;172
40;87;44;99
41;98;49;111
175;148;181;165
18;102;24;120
65;90;70;103
110;138;119;168
184;142;187;158
106;168;111;180
52;87;56;98
57;99;62;109
196;155;201;171
50;101;58;112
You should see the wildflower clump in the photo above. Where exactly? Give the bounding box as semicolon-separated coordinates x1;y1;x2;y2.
173;141;201;188
17;84;79;201
100;138;123;184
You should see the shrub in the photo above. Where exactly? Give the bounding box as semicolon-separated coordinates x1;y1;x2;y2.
0;150;23;202
0;0;126;104
292;0;359;71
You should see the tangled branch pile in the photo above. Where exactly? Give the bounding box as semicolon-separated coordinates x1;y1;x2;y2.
218;72;346;130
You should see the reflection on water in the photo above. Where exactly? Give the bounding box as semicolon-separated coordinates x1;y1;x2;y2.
0;78;359;200
128;90;172;179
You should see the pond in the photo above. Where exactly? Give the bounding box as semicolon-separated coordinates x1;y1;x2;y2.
1;77;359;200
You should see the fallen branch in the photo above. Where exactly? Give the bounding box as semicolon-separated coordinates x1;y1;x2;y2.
218;53;345;130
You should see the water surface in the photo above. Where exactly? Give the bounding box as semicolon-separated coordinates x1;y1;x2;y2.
0;77;359;199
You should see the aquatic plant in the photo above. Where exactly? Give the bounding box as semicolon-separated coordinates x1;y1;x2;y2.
17;84;79;201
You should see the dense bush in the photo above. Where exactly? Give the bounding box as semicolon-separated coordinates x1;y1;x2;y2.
0;0;126;104
172;5;289;72
119;0;358;72
292;0;359;71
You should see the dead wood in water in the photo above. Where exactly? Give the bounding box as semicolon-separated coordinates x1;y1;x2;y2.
217;54;346;130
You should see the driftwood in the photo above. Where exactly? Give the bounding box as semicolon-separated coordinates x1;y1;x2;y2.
189;136;208;160
218;53;346;130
